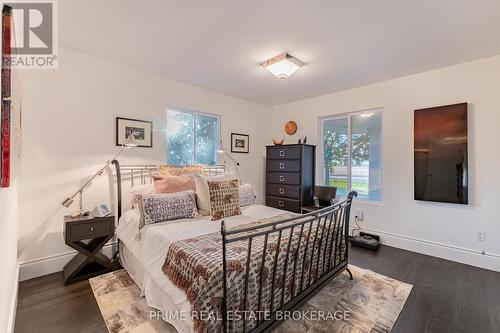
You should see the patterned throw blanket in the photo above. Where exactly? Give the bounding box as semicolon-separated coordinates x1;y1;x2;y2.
162;213;347;333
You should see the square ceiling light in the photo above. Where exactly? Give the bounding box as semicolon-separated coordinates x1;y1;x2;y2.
261;53;304;79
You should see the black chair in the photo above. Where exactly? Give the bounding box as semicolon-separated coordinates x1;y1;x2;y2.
302;185;338;214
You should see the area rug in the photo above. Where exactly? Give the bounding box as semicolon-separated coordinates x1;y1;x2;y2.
90;265;412;333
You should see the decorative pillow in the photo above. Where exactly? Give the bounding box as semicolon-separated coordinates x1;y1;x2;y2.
159;165;206;176
136;190;198;229
130;183;155;206
208;179;242;221
153;174;196;194
239;183;256;207
194;172;236;215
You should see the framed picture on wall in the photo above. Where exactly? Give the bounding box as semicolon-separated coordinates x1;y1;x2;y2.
231;133;249;153
116;117;153;148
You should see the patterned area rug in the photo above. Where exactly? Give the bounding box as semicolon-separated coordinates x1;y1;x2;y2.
90;266;412;333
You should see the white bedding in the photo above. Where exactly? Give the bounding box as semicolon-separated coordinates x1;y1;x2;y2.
117;204;287;333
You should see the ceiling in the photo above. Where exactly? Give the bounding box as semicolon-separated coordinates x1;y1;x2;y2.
60;0;500;106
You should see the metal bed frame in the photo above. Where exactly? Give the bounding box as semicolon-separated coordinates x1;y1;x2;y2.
111;160;357;333
111;160;226;260
221;192;356;332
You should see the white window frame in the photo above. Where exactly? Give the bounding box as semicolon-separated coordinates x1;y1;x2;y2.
317;108;383;202
166;107;221;165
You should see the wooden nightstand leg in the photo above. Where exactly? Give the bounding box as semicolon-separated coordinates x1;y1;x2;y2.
63;235;115;284
63;253;90;284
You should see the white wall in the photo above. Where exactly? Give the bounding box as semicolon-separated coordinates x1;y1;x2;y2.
0;183;19;333
268;55;500;272
17;48;269;279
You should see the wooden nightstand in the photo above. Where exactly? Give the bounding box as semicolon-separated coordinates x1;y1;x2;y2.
63;215;116;284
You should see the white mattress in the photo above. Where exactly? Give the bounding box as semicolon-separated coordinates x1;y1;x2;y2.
117;204;287;333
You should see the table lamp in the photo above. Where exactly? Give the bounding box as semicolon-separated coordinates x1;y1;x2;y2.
61;133;138;216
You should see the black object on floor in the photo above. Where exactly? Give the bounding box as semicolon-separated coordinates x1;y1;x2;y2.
350;232;380;251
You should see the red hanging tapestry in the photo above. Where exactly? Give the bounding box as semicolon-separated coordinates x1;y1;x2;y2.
1;5;12;188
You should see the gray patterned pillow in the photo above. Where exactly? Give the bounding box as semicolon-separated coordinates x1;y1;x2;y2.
208;179;242;221
239;183;256;206
137;190;198;229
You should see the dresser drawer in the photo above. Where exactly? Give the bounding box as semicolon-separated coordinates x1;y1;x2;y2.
267;147;301;160
267;172;301;185
267;184;301;199
266;196;301;213
70;219;113;241
267;160;301;172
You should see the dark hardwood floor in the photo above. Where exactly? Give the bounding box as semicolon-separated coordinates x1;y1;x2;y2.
14;245;500;333
350;245;500;333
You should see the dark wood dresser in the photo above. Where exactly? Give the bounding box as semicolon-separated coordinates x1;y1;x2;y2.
265;144;315;213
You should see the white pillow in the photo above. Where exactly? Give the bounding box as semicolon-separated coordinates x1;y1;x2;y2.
194;172;236;215
130;183;155;207
239;183;256;207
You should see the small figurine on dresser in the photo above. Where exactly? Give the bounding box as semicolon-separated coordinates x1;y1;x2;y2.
273;138;285;145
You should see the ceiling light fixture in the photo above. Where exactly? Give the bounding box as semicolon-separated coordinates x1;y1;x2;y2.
261;53;304;79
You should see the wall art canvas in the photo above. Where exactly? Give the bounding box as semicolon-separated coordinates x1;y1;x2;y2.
116;117;153;148
414;103;468;204
1;6;12;188
231;132;249;153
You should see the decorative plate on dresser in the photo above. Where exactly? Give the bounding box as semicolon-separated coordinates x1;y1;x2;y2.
265;144;315;213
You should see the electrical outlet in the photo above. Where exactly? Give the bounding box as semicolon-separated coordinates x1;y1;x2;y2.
475;230;486;242
354;210;363;221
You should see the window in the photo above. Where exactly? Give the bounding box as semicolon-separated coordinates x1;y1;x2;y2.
166;109;220;165
319;110;382;201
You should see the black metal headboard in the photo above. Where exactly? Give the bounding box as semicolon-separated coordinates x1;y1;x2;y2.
111;160;123;220
111;160;226;220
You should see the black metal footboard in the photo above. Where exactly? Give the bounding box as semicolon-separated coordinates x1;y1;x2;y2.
221;191;357;333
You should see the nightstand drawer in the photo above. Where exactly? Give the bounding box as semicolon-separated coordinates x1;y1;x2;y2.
69;219;113;241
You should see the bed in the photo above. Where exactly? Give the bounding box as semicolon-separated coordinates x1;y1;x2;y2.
112;160;356;333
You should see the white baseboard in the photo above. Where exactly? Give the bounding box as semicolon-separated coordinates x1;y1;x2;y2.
19;243;117;281
350;226;500;272
7;262;19;333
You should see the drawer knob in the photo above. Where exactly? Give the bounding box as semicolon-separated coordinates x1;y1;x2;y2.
279;150;285;157
90;227;94;231
279;176;285;182
278;200;284;207
279;188;284;194
279;162;285;169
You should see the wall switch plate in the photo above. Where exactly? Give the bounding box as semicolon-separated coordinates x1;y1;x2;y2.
475;230;486;241
354;210;364;221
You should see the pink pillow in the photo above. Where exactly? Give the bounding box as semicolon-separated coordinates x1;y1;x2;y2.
153;174;196;194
